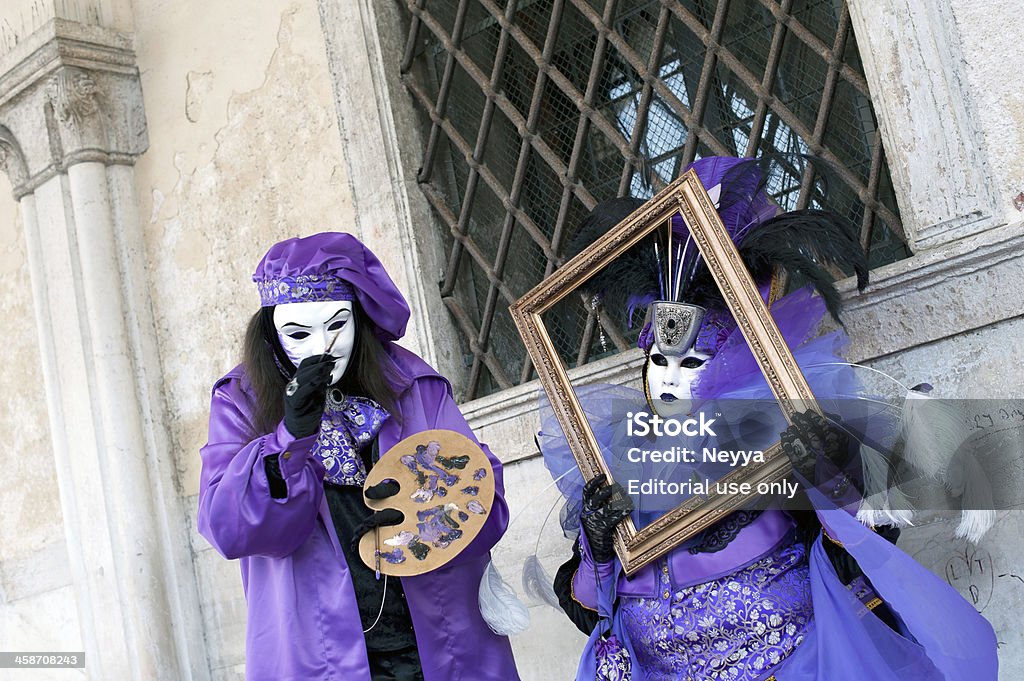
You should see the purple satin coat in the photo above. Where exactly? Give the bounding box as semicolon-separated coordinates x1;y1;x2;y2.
198;344;520;681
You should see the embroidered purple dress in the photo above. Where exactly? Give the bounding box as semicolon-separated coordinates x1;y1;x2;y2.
546;291;998;681
197;233;520;681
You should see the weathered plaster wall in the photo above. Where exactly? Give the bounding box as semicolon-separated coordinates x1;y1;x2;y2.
949;0;1024;224
132;0;356;498
0;175;83;676
128;1;359;677
0;0;132;48
0;0;52;52
870;315;1024;679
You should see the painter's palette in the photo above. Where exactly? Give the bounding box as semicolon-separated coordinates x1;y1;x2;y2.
358;429;496;576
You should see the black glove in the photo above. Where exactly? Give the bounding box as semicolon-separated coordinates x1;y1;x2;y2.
365;480;401;500
350;509;405;555
780;410;852;485
283;354;337;437
350;480;404;554
580;474;634;564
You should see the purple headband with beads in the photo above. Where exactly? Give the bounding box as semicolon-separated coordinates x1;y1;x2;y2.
637;306;739;356
255;274;356;306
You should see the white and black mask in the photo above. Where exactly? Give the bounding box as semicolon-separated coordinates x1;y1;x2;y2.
273;300;356;385
646;342;711;404
641;301;709;408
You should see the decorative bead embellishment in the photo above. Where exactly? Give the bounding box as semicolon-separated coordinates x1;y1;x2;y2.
256;274;356;306
656;304;695;347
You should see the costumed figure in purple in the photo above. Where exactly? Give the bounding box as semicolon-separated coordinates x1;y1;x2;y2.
539;156;998;681
198;232;521;680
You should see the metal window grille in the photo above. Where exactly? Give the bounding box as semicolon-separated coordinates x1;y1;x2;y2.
400;0;907;401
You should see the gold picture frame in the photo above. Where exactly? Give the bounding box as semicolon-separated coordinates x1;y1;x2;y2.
510;168;822;575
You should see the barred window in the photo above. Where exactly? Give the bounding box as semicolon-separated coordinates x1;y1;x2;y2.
400;0;907;401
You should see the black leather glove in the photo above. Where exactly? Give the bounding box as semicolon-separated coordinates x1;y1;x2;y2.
350;480;404;554
350;508;405;555
580;474;634;564
283;354;336;437
365;480;401;499
780;410;852;484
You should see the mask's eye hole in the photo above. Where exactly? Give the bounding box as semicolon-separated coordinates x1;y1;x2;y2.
327;320;347;332
287;331;311;340
681;356;706;369
650;353;668;367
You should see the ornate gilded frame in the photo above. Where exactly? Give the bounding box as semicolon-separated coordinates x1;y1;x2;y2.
510;169;822;575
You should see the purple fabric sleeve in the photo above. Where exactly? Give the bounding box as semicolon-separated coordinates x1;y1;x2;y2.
571;530;618;613
812;497;998;681
197;376;327;560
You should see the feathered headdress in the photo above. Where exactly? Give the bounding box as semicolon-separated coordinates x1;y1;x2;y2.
569;155;868;352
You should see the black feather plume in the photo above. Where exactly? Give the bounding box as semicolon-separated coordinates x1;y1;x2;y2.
738;209;868;323
566;197;659;328
564;155;871;330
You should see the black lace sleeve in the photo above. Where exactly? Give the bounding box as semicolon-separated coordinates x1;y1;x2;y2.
553;537;601;635
687;511;763;554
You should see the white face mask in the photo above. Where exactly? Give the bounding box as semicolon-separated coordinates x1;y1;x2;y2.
645;341;711;404
273;300;356;385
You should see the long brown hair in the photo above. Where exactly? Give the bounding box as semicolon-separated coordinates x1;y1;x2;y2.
242;301;399;435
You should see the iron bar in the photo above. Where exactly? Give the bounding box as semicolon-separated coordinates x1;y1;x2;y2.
681;0;733;161
745;0;794;156
415;0;471;184
618;5;671;195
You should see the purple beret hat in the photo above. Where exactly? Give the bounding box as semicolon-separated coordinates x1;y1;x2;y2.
253;232;411;342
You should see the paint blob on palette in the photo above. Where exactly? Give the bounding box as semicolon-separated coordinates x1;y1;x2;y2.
358;430;496;576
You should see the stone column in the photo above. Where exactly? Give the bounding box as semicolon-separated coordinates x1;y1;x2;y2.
0;19;207;681
847;0;1003;251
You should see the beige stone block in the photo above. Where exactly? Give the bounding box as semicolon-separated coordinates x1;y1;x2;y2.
491;457;590;681
194;546;247;672
0;584;83;672
0;540;72;603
